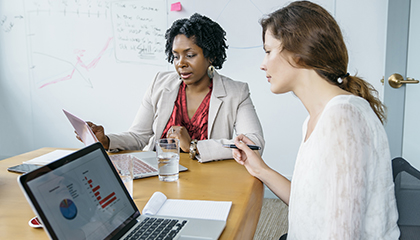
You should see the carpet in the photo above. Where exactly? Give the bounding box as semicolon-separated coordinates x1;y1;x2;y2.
253;198;288;240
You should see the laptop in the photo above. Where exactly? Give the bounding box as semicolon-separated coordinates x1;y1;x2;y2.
111;152;188;180
18;142;226;240
63;109;187;179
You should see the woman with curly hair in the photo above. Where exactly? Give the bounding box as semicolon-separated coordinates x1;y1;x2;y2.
232;1;399;239
85;13;264;162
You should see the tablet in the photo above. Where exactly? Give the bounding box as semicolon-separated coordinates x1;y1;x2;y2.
63;109;98;146
7;163;41;174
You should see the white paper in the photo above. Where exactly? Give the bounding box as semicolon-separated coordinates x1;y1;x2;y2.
142;192;232;221
23;150;75;165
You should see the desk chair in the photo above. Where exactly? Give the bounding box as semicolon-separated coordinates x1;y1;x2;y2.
392;157;420;240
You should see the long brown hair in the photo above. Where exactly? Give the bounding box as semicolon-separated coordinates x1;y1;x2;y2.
260;1;386;124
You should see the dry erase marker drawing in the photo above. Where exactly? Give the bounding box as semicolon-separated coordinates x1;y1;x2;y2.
37;37;113;89
25;1;114;89
26;0;167;89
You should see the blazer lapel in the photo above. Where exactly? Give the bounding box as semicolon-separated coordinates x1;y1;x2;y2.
208;71;226;138
155;76;181;138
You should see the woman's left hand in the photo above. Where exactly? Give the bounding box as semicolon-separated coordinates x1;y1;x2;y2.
166;126;191;152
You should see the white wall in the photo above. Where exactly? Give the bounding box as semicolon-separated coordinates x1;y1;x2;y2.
0;0;388;187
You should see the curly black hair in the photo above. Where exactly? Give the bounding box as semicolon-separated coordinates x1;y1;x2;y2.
165;13;228;69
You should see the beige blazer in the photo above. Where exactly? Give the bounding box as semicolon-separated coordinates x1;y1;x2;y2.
108;71;264;162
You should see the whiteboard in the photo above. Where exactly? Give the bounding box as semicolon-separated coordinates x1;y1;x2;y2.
0;0;388;179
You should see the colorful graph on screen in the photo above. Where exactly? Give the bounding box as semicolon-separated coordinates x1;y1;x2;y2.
59;199;78;220
84;176;117;209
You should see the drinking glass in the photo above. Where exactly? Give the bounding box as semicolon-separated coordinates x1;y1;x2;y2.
155;138;180;182
110;154;134;197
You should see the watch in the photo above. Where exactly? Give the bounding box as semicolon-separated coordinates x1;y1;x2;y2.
189;139;198;159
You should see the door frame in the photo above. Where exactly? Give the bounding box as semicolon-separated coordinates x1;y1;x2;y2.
383;0;411;158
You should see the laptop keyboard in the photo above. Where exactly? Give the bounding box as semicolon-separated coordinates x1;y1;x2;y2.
124;217;188;240
133;157;157;174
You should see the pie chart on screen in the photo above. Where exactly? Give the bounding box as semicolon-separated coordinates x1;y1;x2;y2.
59;199;77;220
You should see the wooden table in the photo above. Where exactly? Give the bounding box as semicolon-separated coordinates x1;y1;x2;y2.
0;148;263;240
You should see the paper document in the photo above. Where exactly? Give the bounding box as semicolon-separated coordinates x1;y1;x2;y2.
63;109;98;146
142;192;232;221
23;150;75;165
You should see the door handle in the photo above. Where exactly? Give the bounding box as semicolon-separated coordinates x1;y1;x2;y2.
388;73;419;88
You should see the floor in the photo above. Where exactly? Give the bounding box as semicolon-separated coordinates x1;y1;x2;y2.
253;198;288;240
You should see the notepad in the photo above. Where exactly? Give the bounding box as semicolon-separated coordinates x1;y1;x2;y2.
142;192;232;221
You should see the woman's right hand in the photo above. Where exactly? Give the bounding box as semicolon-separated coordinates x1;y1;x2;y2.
83;122;110;150
232;134;268;179
234;134;291;204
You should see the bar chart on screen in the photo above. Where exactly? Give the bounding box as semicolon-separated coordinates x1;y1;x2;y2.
83;174;118;210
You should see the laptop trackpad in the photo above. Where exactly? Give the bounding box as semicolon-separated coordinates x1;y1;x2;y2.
180;219;226;240
179;236;212;240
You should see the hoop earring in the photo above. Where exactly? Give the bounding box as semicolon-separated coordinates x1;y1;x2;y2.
207;65;214;79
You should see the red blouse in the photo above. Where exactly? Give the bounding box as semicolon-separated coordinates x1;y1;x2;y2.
161;81;213;141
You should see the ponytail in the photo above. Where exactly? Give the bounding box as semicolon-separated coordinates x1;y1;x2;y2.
340;75;386;124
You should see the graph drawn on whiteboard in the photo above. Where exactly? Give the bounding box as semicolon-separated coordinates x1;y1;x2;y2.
25;1;114;89
111;1;166;65
24;0;166;89
33;37;113;89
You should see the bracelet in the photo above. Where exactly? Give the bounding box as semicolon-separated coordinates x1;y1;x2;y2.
189;139;198;159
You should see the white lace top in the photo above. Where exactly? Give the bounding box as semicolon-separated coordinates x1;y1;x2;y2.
287;95;400;239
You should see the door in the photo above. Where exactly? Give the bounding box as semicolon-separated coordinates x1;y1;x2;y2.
384;0;420;170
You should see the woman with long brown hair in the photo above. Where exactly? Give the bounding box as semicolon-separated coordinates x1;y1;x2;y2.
232;1;399;239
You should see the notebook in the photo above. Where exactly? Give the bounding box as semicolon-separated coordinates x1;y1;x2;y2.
18;142;226;240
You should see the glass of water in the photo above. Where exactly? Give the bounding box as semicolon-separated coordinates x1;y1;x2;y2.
110;154;134;197
156;138;180;182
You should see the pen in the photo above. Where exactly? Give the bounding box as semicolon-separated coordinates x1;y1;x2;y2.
222;144;261;150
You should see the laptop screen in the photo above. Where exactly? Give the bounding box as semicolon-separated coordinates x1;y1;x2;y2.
20;143;139;240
